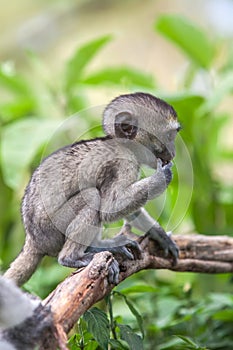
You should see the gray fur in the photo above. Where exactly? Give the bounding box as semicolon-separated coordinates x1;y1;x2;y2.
4;92;180;286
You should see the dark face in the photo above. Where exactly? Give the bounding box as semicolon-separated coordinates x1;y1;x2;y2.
146;125;180;166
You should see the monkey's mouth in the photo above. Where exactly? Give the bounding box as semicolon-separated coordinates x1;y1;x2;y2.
156;149;173;166
160;158;170;166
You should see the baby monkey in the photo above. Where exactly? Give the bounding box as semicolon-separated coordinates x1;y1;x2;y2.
5;92;180;286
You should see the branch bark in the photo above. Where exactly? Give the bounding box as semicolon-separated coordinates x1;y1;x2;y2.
3;233;233;349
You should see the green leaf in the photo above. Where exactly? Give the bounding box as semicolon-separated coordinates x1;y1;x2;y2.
119;284;158;294
123;297;144;337
165;93;204;119
0;99;35;122
109;339;128;350
0;66;30;96
118;324;143;350
114;291;144;337
155;15;215;68
213;309;233;321
1;118;60;189
176;335;207;349
65;35;113;89
83;307;110;350
81;66;155;88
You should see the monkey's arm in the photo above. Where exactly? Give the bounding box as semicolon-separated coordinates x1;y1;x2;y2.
100;160;178;262
100;159;171;222
124;208;179;263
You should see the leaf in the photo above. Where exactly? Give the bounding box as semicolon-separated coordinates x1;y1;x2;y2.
0;99;35;122
83;307;110;350
155;15;215;68
176;335;198;347
119;284;158;295
65;35;113;89
0;66;30;96
114;291;144;337
109;339;128;350
123;297;144;337
213;309;233;321
176;335;207;349
1;118;60;189
118;324;143;350
165;93;204;112
81;66;155;88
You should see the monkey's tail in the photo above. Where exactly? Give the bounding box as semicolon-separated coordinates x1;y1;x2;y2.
4;238;44;287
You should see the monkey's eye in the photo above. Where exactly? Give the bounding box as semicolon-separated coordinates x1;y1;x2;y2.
177;125;182;132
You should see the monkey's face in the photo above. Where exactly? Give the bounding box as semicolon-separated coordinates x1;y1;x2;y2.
146;122;180;166
103;92;180;168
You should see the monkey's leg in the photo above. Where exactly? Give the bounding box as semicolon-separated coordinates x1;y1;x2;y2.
58;207;101;268
58;214;123;285
125;208;179;264
58;188;122;284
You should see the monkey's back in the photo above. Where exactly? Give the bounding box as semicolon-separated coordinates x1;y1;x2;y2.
21;137;139;256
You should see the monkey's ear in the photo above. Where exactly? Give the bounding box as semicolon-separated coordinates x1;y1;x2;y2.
114;112;138;139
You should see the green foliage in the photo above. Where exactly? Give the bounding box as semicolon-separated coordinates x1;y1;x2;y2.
83;308;110;350
1;13;233;350
2;118;60;189
65;35;113;90
154;15;233;235
118;324;143;350
67;282;233;350
81;66;155;88
155;15;215;68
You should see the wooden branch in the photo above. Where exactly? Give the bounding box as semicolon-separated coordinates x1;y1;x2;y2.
3;233;233;349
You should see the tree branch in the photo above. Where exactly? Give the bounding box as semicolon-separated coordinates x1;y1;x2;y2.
2;232;233;349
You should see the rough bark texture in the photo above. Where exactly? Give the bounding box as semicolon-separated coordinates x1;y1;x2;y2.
4;232;233;349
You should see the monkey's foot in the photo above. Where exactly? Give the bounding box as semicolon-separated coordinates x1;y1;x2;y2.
87;237;142;284
146;227;179;264
108;259;121;285
58;252;94;269
87;235;142;261
59;252;120;284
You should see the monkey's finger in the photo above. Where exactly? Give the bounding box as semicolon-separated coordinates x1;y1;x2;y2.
118;246;135;260
169;243;179;265
125;240;142;260
163;161;173;170
108;259;120;285
163;239;179;265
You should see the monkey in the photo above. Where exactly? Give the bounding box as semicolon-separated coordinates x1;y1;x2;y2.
4;92;180;286
0;276;41;350
0;277;40;330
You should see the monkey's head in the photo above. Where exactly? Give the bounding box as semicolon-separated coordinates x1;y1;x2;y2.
103;92;180;167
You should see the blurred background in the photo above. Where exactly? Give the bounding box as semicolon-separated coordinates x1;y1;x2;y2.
0;1;233;349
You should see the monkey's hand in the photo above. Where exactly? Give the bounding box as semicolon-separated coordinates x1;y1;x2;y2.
146;226;179;264
146;159;173;200
156;158;173;186
162;160;173;186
